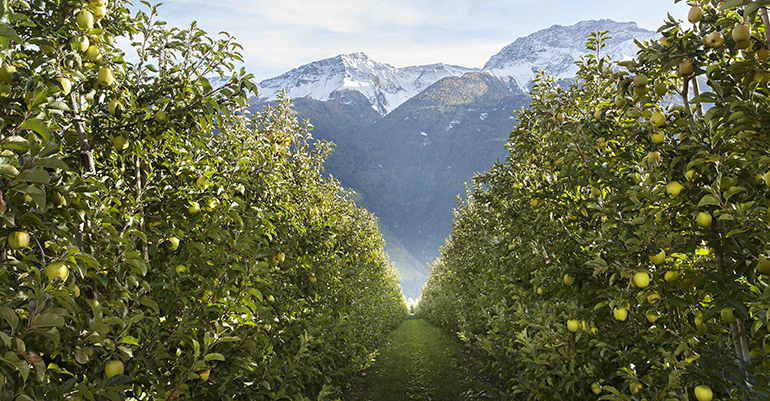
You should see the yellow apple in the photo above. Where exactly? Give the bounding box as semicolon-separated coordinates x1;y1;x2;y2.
45;262;69;281
648;151;661;164
646;312;659;323
664;270;680;283
697;212;712;228
0;83;10;98
154;110;169;123
630;381;642;394
536;287;544;295
55;77;72;96
8;230;30;249
680;60;694;76
633;74;648;87
111;135;129;150
705;31;725;48
556;112;565;123
632;271;650;288
563;274;575;286
614;307;628;321
76;10;94;29
688;6;703;23
90;5;106;21
591;382;602;394
85;45;102;61
105;360;124;378
188;201;201;214
108;98;121;116
174;264;187;274
615;95;625;107
98;67;114;87
721;307;737;324
649;250;665;264
0;65;15;83
654;82;667;96
70;283;81;297
694;384;712;401
594;109;603;121
650;111;666;127
650;131;666;144
667;181;683;197
733;24;750;42
274;252;285;263
74;36;89;53
757;257;770;274
686;169;696;180
758;48;770;60
166;237;180;251
647;292;661;304
567;319;580;332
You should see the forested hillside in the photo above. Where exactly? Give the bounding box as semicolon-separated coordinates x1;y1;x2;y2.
419;3;770;399
0;1;407;399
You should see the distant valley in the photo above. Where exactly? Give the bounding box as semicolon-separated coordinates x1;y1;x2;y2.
247;19;658;301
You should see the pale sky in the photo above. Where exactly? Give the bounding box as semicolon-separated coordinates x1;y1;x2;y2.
145;0;690;81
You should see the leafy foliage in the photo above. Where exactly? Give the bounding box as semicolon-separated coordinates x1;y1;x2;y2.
0;0;407;399
419;2;770;399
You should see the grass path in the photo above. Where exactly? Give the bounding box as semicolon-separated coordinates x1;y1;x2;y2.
348;319;501;401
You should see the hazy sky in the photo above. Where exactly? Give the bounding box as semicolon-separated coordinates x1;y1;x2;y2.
146;0;690;81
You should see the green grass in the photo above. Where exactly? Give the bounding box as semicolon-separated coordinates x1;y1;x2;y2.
348;320;501;401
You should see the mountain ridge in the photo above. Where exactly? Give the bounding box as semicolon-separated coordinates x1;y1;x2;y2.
256;19;658;115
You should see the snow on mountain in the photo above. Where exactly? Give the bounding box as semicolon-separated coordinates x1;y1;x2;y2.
257;53;477;115
483;19;658;92
256;19;658;115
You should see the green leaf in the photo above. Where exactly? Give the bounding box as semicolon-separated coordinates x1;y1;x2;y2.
33;313;64;328
119;336;140;346
18;168;50;184
203;353;225;362
20;118;52;143
697;195;719;208
0;24;21;43
34;157;70;171
140;298;159;314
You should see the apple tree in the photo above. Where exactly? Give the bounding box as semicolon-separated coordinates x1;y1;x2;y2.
0;0;407;400
419;1;770;399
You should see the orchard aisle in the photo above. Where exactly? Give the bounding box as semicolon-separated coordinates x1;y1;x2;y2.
348;319;502;401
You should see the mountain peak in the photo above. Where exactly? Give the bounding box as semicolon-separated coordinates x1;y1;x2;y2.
258;53;476;115
483;19;658;92
256;19;658;115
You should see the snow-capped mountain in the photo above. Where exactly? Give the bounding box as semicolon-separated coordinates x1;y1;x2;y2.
484;19;658;92
257;20;657;115
257;53;477;115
